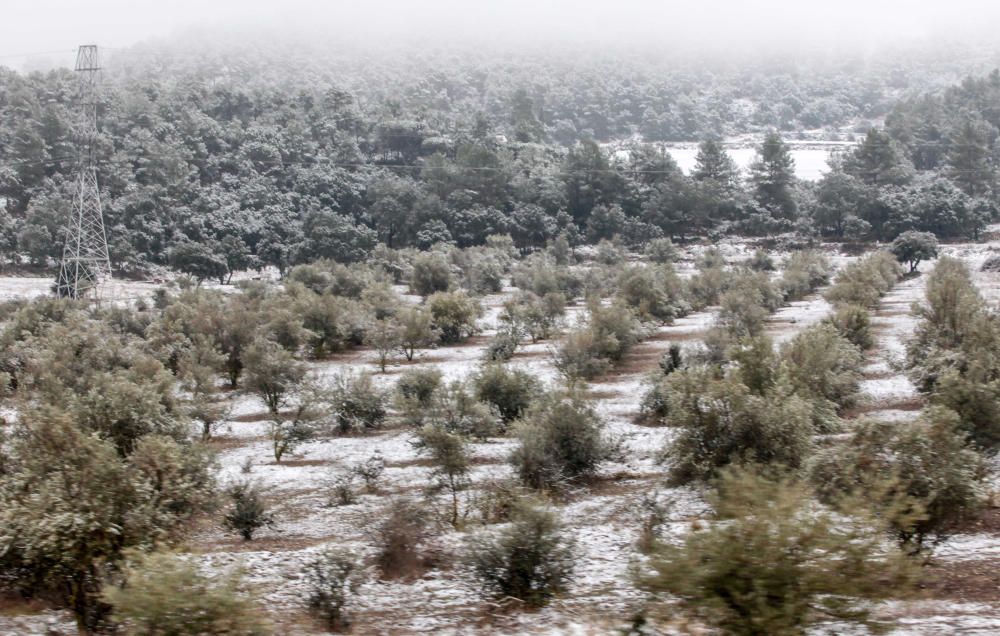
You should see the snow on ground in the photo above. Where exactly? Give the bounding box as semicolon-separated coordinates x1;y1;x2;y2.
886;601;1000;635
0;610;78;636
934;534;1000;562
766;293;833;344
12;244;1000;633
854;266;928;420
854;243;1000;634
943;243;1000;304
0;276;159;304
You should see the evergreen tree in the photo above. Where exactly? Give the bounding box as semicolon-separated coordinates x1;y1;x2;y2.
843;128;914;187
946;119;995;198
563;140;624;227
748;132;797;220
692;138;739;193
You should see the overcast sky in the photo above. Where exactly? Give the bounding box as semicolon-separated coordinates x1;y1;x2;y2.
4;0;1000;68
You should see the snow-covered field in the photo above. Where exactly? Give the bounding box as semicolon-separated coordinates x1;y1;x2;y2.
5;241;1000;635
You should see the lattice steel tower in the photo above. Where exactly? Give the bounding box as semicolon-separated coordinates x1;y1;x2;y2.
56;44;112;299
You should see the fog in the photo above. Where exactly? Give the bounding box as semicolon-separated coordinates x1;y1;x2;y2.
4;0;1000;69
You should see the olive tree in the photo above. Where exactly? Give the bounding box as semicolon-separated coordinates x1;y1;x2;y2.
243;338;322;462
105;552;270;635
413;424;471;526
510;394;613;490
639;467;915;635
891;230;939;273
396;306;441;361
466;504;575;608
811;407;986;555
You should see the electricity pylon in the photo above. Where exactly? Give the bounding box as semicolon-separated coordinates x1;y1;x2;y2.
56;44;112;300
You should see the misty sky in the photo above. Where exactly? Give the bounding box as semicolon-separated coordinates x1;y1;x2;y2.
4;0;1000;69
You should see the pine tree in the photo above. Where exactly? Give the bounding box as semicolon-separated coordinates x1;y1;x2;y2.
693;138;739;192
843;128;914;187
749;132;797;219
946;119;995;198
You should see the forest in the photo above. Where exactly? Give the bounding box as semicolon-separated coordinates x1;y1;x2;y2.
1;41;999;281
3;30;1000;636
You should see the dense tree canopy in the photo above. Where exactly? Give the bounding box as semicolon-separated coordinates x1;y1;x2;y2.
0;43;998;278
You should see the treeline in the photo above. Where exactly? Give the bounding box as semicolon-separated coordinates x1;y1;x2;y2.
1;50;998;280
810;86;1000;242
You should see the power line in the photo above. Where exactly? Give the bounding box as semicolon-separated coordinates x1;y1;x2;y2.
3;151;999;178
0;49;76;61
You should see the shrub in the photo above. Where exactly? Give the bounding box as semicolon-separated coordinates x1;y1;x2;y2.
105;552;269;636
640;345;694;423
361;280;403;320
397;378;501;438
328;472;357;506
457;249;506;294
579;261;623;300
181;357;231;442
396;306;440;360
639;467;915;635
511;255;582;299
810;407;986;554
644;238;677;263
414;425;471;526
467;504;575;608
331;373;388;434
824;251;903;309
594;238;626;265
746;249;776;271
297;294;368;358
468;478;530;525
0;410;216;628
428;291;482;344
636;491;674;553
662;369;814;484
891;230;939;273
686;262;730;310
501;291;565;342
265;308;311;352
375;500;433;580
267;412;316;463
660;343;684;375
903;257;1000;446
697;247;727;269
714;271;782;340
616;264;688;322
76;371;185;456
906;256;989;376
304;549;360;631
553;328;612;381
243;337;307;415
779;323;864;430
473;363;542;423
223;480;274;541
365;318;402;372
396;367;443;406
928;369;1000;451
510;394;612;490
823;303;874;350
323;262;373;298
352;453;386;492
483;327;521;362
554;301;643;381
410;251;452;296
244;340;325;461
779;250;832;301
731;335;779;396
